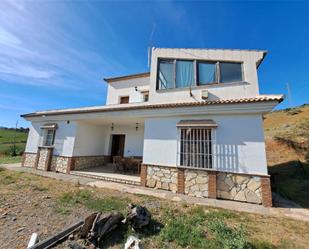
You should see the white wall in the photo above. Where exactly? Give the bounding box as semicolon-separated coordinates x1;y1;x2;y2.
25;121;145;158
73;122;108;156
143;114;268;175
25;121;77;157
106;76;150;105
25;122;42;153
102;124;144;157
148;48;265;104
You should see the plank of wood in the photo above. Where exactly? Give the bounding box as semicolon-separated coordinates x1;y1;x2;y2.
28;220;84;249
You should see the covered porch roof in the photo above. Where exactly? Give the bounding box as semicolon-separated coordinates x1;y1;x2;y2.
21;95;284;120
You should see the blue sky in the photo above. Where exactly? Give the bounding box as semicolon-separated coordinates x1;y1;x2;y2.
0;0;308;127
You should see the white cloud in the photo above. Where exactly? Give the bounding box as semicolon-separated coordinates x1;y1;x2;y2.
0;63;54;79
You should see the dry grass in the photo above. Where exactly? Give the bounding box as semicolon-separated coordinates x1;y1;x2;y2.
1;168;309;249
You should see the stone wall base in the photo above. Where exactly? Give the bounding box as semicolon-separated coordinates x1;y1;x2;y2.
142;164;272;207
22;152;109;174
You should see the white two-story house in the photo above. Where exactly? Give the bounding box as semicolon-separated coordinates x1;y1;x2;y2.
22;48;283;206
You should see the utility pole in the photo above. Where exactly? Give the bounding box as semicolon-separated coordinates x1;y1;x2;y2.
12;120;18;157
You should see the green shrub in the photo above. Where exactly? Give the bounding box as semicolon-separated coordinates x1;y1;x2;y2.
5;145;23;157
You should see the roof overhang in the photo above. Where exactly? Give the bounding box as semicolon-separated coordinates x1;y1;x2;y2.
103;72;150;83
21;95;284;122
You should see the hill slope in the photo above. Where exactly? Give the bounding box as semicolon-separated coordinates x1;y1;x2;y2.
264;104;309;207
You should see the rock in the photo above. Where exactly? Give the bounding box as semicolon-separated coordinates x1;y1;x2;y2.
11;217;16;221
235;175;248;184
247;179;261;192
198;184;208;191
16;227;24;232
217;180;231;192
155;181;162;189
218;190;232;199
170;183;177;193
234;190;246;202
161;182;169;190
245;189;261;204
196;176;207;184
146;179;156;188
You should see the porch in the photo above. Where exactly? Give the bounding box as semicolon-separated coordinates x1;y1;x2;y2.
71;163;141;185
69;116;145;186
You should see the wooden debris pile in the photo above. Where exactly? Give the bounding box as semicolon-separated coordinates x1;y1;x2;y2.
28;204;151;249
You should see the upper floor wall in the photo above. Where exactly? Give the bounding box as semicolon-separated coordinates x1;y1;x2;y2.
105;73;150;105
148;48;266;103
104;48;266;105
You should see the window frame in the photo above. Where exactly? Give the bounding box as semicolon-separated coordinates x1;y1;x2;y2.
177;127;216;169
43;129;56;147
218;62;244;84
141;91;149;102
119;96;130;104
156;58;244;90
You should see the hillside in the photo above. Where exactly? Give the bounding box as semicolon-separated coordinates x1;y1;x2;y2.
264;104;309;207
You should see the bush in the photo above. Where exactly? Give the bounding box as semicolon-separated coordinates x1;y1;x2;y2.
5;145;23;157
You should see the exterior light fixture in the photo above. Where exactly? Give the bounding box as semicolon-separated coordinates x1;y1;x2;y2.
111;123;114;131
136;123;139;131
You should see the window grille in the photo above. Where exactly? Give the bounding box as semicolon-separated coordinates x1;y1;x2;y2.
178;128;213;169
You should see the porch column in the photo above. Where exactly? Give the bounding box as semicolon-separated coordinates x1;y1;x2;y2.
208;171;217;199
261;176;272;207
140;164;147;187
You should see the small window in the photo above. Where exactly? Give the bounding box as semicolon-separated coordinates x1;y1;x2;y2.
175;60;194;88
142;91;149;102
158;60;174;89
43;129;55;146
120;96;129;104
219;62;243;83
179;128;213;169
197;62;216;85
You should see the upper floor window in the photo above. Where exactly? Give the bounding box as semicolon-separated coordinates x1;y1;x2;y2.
120;96;129;104
142;91;149;102
157;59;243;90
219;62;243;83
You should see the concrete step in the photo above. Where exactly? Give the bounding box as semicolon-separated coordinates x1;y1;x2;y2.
70;171;141;186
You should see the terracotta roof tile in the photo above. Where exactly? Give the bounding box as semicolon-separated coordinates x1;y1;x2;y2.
21;95;284;118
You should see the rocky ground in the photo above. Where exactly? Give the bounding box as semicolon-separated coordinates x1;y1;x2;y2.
0;176;90;249
1;168;309;249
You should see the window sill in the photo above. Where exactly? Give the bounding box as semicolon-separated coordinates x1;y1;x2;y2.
156;81;248;93
38;145;54;149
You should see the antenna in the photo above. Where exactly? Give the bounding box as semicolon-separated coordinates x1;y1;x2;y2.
286;82;293;107
147;47;151;68
147;23;156;68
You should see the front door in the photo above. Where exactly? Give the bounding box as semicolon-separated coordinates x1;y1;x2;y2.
111;134;125;157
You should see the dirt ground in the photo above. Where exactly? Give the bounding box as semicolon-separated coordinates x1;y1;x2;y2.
1;168;309;249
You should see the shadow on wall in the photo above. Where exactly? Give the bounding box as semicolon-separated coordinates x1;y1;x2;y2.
214;143;241;173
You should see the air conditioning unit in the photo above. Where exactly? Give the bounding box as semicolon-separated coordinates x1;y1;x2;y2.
201;90;209;100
